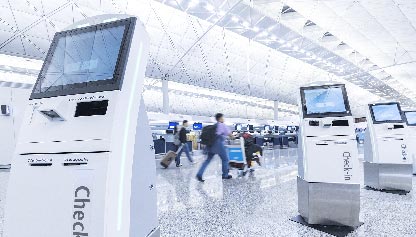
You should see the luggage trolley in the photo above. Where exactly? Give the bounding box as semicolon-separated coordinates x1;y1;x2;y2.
227;137;262;176
227;137;247;176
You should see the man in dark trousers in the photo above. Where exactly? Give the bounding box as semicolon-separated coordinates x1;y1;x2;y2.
196;113;233;182
175;120;195;167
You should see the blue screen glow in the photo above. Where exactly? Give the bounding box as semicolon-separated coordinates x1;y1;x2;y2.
304;87;347;115
193;123;202;130
371;104;402;122
168;122;178;129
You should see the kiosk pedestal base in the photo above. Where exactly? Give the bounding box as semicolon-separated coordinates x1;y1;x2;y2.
363;162;412;192
297;177;360;227
290;215;363;237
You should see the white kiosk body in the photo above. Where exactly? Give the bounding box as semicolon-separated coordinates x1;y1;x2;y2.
364;102;412;192
0;85;31;168
403;111;416;175
297;83;360;227
4;15;160;237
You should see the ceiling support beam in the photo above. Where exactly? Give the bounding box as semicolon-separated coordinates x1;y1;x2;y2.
167;0;243;76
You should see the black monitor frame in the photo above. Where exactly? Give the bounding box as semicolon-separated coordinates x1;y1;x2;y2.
369;102;404;124
404;111;416;126
300;84;352;118
30;17;136;99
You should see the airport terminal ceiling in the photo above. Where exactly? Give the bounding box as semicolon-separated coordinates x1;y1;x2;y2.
0;0;415;118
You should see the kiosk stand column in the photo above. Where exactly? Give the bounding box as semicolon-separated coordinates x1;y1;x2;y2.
292;83;361;233
364;102;412;192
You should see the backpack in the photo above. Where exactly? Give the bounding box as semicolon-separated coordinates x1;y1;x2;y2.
200;124;217;147
173;126;181;146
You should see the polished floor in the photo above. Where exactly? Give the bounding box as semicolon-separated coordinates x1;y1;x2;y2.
0;147;415;237
156;147;416;237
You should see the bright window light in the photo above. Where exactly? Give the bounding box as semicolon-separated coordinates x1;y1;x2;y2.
0;54;42;71
205;3;215;12
188;0;199;8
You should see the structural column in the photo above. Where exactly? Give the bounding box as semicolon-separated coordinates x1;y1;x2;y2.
162;79;169;114
274;100;279;121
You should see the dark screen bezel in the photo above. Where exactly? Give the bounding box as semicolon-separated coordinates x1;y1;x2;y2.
369;102;404;124
300;84;352;118
30;17;136;99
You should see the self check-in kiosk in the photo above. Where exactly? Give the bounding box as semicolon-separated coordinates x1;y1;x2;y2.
364;102;412;192
4;15;160;237
297;83;360;227
404;111;416;175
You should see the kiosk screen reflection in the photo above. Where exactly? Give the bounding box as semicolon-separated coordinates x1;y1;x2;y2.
301;85;349;117
405;111;416;126
31;19;133;99
371;103;403;123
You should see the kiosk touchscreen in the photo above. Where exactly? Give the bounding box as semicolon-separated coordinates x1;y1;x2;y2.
4;15;160;237
364;102;412;192
297;83;360;227
404;111;416;175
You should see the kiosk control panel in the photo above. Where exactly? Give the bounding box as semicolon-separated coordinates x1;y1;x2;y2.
4;15;159;237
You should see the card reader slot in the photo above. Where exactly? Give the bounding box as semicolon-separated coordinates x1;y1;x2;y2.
75;100;108;117
332;120;349;126
29;163;52;167
381;137;404;140
20;151;109;155
63;163;88;166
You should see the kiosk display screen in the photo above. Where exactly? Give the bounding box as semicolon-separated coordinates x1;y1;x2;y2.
31;18;135;99
193;123;203;130
264;125;270;131
235;124;242;131
370;103;403;123
404;111;416;126
301;84;351;118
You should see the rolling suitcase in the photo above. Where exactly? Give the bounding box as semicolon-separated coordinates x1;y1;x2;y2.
160;145;183;168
